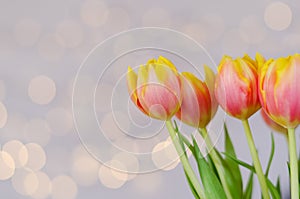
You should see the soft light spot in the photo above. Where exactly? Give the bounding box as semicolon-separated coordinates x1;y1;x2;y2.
151;141;179;171
0;101;8;128
109;160;128;181
3;140;28;168
112;35;134;56
28;75;56;105
112;152;139;180
142;8;171;27
31;172;52;199
239;15;267;44
100;111;130;141
222;29;248;56
46;107;73;136
45;146;70;175
71;155;100;186
80;0;109;28
283;33;300;49
0;31;16;59
182;23;207;44
23;119;51;146
105;8;130;33
98;161;128;189
56;20;83;48
162;139;180;171
0;80;6;100
183;14;225;44
11;168;38;195
24;172;39;195
38;34;65;61
0;151;15;180
14;18;41;46
71;75;94;105
1;113;27;140
24;143;46;171
264;2;292;31
51;175;78;199
95;84;113;112
132;173;162;194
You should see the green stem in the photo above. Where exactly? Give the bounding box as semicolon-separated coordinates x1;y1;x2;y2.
242;120;270;199
166;120;205;199
200;128;233;199
288;128;299;199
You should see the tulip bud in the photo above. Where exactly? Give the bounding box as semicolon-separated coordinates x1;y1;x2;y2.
127;56;181;120
259;54;300;128
261;109;287;134
215;54;262;119
175;66;217;128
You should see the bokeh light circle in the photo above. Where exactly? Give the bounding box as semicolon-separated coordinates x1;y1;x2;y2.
264;2;292;31
0;151;15;180
28;75;56;105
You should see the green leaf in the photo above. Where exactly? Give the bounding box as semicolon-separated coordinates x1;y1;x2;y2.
206;152;219;179
192;137;227;199
243;172;254;199
175;125;200;199
276;176;281;197
184;170;200;199
266;179;281;199
222;152;255;172
220;158;243;199
265;133;275;176
173;120;195;156
223;145;281;199
224;124;243;197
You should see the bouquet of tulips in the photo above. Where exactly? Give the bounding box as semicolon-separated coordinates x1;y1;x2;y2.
126;54;300;199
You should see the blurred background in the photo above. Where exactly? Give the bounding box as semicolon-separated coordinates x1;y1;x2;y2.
0;0;299;198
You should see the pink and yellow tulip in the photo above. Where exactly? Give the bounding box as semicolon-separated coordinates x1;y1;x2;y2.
214;54;262;119
127;56;182;120
259;54;300;128
175;66;217;128
261;109;287;134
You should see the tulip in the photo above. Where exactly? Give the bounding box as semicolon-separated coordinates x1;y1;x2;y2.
175;66;217;128
259;54;300;128
127;56;181;120
127;57;205;198
258;54;300;199
215;54;261;119
261;109;287;134
215;54;270;199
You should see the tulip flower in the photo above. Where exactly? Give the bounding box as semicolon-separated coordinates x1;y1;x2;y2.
259;54;300;199
261;109;287;134
127;56;205;198
214;54;261;119
175;66;217;128
127;56;182;120
259;54;300;128
215;54;270;199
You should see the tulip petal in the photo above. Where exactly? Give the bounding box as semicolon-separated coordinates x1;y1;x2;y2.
243;54;257;70
136;62;181;120
157;56;177;71
274;55;300;127
204;65;215;93
215;56;260;119
255;52;265;70
127;66;137;98
176;72;211;128
127;66;148;115
204;65;218;117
